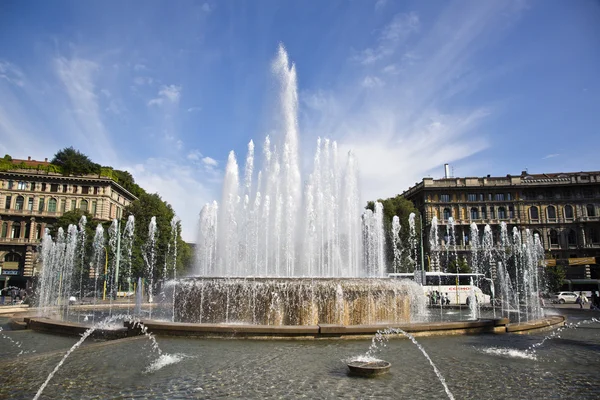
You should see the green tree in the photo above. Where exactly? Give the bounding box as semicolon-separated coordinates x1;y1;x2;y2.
545;265;566;294
52;147;100;176
125;193;192;286
366;195;421;273
447;257;472;274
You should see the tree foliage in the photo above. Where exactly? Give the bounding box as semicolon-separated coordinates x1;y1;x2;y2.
52;147;100;176
447;257;472;274
545;265;566;294
366;195;421;273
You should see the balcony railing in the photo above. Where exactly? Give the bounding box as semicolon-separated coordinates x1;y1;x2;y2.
0;237;41;244
1;209;61;217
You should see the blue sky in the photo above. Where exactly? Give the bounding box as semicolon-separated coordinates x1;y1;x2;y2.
1;0;599;241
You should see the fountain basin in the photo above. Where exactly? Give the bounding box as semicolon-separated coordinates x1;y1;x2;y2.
347;360;391;377
173;277;423;326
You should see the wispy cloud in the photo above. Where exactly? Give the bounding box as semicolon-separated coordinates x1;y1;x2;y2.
54;57;117;164
361;75;384;88
543;153;559;159
148;84;182;106
375;0;388;11
353;12;420;65
0;61;25;87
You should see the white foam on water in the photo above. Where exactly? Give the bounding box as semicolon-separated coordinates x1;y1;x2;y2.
345;355;383;363
480;347;536;360
144;353;185;373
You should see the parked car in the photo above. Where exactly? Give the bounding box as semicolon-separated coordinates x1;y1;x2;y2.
551;292;579;304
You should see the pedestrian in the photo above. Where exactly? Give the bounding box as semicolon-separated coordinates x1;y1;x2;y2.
576;292;584;309
591;291;599;311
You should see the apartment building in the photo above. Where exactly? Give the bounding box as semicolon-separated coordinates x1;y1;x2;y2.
401;170;600;275
0;157;137;290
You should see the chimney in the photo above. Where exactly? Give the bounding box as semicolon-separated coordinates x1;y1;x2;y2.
444;163;450;179
28;156;31;161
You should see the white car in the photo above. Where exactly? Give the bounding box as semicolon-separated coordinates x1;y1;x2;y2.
551;292;578;304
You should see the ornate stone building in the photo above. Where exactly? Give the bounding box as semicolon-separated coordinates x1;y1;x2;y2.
0;157;137;290
401;170;600;272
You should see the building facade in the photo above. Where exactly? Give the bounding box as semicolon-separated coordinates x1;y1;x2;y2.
0;157;137;290
401;170;600;275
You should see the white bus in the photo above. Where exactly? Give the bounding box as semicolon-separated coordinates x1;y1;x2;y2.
388;271;492;305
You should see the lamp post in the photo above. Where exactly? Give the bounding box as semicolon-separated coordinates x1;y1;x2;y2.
113;220;121;299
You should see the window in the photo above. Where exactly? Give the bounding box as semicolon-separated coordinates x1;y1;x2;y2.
509;205;515;219
117;207;122;219
94;187;100;195
549;230;559;247
91;201;97;215
62;184;68;193
567;229;577;247
71;200;77;210
60;199;66;212
41;183;46;191
15;195;24;210
488;193;493;201
82;186;90;195
72;185;78;194
48;198;57;212
1;222;7;238
443;208;451;220
5;195;11;209
24;223;30;239
38;198;45;212
564;205;574;219
478;193;484;201
467;194;477;202
440;194;450;202
30;182;35;191
506;193;512;201
547;205;557;220
17;181;26;190
11;224;20;239
589;228;599;244
586;204;596;217
470;207;479;220
27;197;33;211
498;207;506;219
50;184;58;192
530;206;539;220
36;225;42;239
80;199;88;212
495;193;505;201
7;180;14;189
490;206;496;219
481;206;487;220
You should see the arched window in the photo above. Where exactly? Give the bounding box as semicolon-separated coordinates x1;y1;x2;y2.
547;205;556;220
481;206;487;219
586;204;596;217
549;229;559;247
564;205;574;219
35;224;42;239
48;198;57;213
567;229;577;247
4;252;20;262
498;207;506;219
80;199;88;212
443;208;451;220
529;206;539;220
470;207;479;220
1;222;7;238
588;228;599;244
15;195;24;210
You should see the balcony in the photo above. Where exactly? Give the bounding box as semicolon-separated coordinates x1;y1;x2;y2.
0;209;61;217
0;237;41;245
578;216;600;222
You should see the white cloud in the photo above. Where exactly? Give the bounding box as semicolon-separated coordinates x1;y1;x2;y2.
133;63;147;71
0;61;25;86
354;12;420;65
187;149;202;161
148;84;182;106
361;75;384;88
375;0;388;11
187;106;202;112
134;76;153;86
543;153;559;159
54;57;117;164
202;156;218;167
201;2;212;12
124;158;219;242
